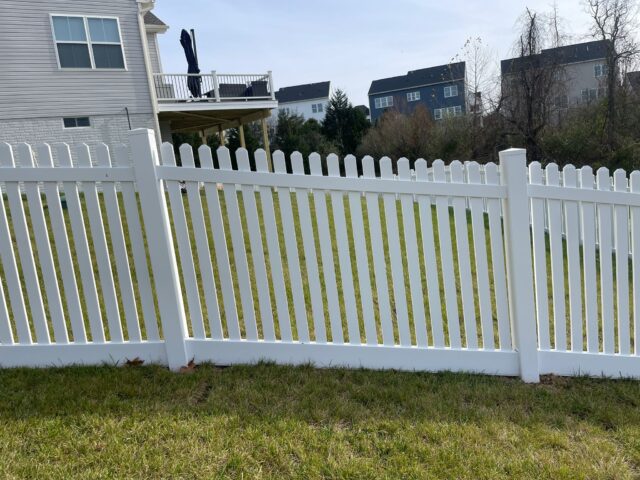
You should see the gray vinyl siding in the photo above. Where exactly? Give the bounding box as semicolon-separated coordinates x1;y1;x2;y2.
0;0;154;120
146;32;162;74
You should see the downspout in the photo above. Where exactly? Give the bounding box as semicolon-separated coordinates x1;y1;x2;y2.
136;1;162;146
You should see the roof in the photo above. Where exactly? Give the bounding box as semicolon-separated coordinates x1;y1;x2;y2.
355;104;370;116
274;81;331;103
368;62;466;95
144;11;168;29
501;40;610;75
626;71;640;91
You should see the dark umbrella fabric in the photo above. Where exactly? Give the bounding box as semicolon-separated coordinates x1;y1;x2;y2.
180;29;201;98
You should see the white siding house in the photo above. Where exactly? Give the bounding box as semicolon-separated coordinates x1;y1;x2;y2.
0;0;278;159
271;82;331;122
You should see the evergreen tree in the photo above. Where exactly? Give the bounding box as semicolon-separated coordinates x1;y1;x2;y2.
321;89;370;155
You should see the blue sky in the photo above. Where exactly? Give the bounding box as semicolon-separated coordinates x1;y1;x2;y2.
153;1;593;106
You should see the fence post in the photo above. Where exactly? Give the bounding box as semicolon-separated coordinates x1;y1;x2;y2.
499;148;539;383
211;70;221;102
129;129;189;371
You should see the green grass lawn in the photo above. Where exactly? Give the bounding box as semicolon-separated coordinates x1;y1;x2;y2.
1;363;639;479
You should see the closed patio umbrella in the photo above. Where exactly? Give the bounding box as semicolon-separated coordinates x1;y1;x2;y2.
180;29;201;98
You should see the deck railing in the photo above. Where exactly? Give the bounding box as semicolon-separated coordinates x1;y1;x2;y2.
153;71;275;103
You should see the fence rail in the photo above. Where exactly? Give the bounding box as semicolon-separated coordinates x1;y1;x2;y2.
1;129;640;381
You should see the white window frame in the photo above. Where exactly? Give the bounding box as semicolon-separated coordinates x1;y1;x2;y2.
62;117;91;129
444;85;459;98
374;96;393;109
433;108;443;120
50;14;127;71
311;103;324;114
594;64;608;78
407;91;420;102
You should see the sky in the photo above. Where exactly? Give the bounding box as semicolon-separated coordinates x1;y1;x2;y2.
153;0;595;106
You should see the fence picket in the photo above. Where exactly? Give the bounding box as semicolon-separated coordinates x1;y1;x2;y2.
273;151;309;342
485;163;510;350
160;143;206;339
179;144;223;340
113;144;159;341
397;158;428;347
579;166;599;353
199;145;240;340
631;171;640;356
95;144;141;342
613;169;630;354
562;165;583;352
380;157;411;346
345;155;377;345
546;163;566;351
76;144;123;342
291;152;326;343
237;148;275;341
36;144;86;343
597;167;615;354
55;144;105;343
415;159;444;347
467;162;494;349
363;156;394;345
0;143;50;343
327;154;360;344
529;162;549;350
309;153;343;344
433;160;461;348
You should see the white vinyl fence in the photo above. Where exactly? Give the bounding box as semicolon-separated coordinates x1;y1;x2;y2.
0;128;638;382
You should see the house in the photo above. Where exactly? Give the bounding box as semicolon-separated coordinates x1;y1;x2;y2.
367;62;467;123
271;82;331;122
0;0;278;160
501;40;610;108
354;105;370;121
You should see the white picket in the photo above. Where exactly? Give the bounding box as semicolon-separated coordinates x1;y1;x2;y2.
485;163;510;350
113;144;159;341
433;160;461;348
546;163;566;351
291;152;326;343
597;167;615;354
467;162;494;349
327;154;360;344
55;143;105;343
415;159;444;347
95;144;141;342
397;158;428;347
273;151;309;342
255;150;293;342
345;155;377;345
579;166;599;353
363;156;394;345
613;169;630;354
0;271;11;344
0;143;50;343
309;153;343;344
631;171;640;356
36;144;86;343
179;144;223;340
380;157;411;346
562;165;583;352
237;148;275;341
76;144;123;343
199;145;241;340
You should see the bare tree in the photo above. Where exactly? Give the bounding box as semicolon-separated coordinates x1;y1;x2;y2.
585;0;640;148
500;8;565;162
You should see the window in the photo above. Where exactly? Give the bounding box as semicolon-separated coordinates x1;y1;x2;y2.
311;103;324;113
63;117;91;128
581;88;605;103
433;108;443;120
594;64;608;78
435;106;462;120
374;96;393;109
553;95;568;109
444;85;458;98
407;91;421;102
52;15;125;69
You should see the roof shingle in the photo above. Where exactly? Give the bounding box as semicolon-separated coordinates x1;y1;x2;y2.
275;81;330;103
368;62;465;95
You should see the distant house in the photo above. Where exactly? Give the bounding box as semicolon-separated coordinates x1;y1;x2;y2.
501;40;610;108
367;62;467;123
354;105;370;121
624;71;640;95
272;81;331;122
0;0;278;159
